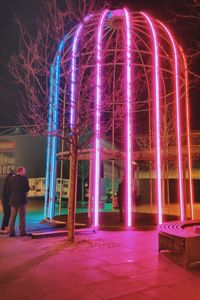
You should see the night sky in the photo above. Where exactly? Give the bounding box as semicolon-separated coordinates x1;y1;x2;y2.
0;0;199;128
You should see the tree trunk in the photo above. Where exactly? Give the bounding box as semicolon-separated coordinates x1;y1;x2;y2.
67;141;78;242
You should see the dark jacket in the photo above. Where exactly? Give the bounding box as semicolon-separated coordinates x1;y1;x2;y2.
2;172;14;205
8;174;30;207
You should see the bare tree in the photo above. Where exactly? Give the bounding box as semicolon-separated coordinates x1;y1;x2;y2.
167;0;200;87
4;0;127;242
3;0;111;242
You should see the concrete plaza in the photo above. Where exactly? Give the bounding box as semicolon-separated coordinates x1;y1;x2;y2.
0;200;200;300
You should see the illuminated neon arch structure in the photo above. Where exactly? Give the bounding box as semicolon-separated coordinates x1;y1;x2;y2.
44;8;194;227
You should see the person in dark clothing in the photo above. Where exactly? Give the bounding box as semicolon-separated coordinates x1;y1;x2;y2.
8;166;30;237
117;177;125;223
0;169;15;234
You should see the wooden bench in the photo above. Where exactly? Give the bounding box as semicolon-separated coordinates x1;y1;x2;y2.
158;220;200;267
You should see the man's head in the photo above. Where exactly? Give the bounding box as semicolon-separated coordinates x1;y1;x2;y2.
16;166;26;176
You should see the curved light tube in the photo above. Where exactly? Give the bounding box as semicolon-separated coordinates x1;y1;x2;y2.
44;64;54;218
49;51;62;219
70;23;83;128
124;8;133;227
48;39;65;219
141;12;163;224
70;15;93;129
159;21;185;221
180;46;194;219
93;9;109;227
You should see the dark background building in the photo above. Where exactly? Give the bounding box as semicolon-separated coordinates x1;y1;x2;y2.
0;127;46;191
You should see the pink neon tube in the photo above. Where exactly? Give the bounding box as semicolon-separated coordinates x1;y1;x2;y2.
93;10;109;227
180;47;194;219
124;8;133;227
142;12;163;224
159;21;185;220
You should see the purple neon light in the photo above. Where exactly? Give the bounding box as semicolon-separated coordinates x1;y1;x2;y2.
124;8;133;227
180;47;194;219
93;9;109;227
70;15;93;128
70;24;83;128
141;12;162;224
159;21;185;221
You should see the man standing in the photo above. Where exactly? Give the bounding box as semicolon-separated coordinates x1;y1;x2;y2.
8;166;30;237
117;176;125;223
0;169;15;234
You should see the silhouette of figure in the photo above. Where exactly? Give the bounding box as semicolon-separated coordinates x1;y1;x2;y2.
8;166;30;237
0;169;15;234
117;177;125;223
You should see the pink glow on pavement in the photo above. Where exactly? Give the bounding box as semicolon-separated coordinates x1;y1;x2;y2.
159;21;185;220
180;47;194;219
124;8;133;227
141;12;163;224
93;10;109;227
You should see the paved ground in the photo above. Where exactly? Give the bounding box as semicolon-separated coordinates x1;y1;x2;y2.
1;200;200;300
